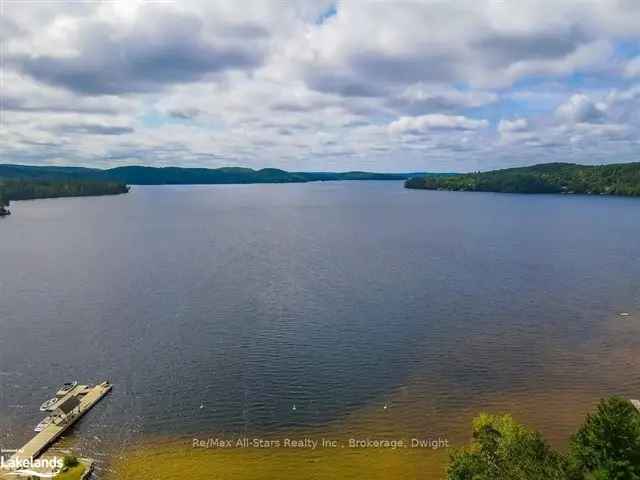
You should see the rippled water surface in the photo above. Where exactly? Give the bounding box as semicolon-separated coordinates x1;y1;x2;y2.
1;182;639;478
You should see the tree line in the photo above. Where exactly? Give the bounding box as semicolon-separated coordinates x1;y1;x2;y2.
406;162;640;196
0;178;129;211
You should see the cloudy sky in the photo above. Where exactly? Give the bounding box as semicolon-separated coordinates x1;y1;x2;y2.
2;0;640;172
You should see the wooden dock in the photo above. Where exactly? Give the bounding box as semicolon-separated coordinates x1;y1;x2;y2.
3;382;111;471
631;399;640;414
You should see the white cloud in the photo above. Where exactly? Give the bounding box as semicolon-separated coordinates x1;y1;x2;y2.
555;94;607;123
389;115;488;136
389;84;497;115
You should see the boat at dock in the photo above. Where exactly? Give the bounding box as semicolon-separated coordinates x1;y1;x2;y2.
34;416;55;432
39;397;58;412
56;381;78;397
39;381;79;411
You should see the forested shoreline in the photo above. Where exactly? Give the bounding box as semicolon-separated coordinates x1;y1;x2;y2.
405;162;640;196
0;179;130;215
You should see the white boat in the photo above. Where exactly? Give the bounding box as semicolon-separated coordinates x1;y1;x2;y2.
39;397;59;412
34;416;54;432
56;381;78;396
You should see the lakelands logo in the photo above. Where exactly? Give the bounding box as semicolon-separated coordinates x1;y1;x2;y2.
0;450;64;479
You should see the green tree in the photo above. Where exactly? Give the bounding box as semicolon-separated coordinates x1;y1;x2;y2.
62;455;79;468
447;413;567;480
569;397;640;480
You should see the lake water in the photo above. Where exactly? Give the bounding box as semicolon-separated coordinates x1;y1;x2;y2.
1;182;639;479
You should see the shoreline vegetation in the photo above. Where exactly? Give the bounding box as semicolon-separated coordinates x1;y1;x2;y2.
405;162;640;197
0;179;130;216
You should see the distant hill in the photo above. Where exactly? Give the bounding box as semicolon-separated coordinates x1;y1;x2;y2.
0;164;437;185
405;162;640;197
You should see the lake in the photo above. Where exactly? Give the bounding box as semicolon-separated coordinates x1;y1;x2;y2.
1;182;639;479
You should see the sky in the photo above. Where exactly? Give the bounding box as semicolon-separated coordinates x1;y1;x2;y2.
1;0;640;173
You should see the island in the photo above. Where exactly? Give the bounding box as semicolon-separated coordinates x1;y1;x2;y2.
405;162;640;196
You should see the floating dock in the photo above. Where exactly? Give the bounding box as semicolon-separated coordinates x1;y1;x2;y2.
2;381;111;475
